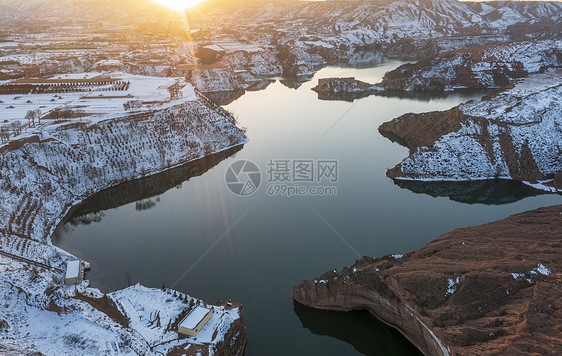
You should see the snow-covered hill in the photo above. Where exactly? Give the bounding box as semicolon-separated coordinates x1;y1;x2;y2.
380;70;562;191
208;0;562;42
2;0;560;84
184;0;561;87
381;39;562;90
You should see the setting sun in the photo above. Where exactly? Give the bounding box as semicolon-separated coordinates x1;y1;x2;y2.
152;0;205;11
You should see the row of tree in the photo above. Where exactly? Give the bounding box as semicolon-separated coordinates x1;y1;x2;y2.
123;100;143;112
25;109;42;126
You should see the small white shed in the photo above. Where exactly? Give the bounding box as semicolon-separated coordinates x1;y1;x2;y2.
177;305;213;337
64;260;83;285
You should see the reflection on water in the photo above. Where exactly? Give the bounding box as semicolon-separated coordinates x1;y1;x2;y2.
279;78;308;90
375;90;458;101
343;50;386;69
204;80;277;106
314;91;372;102
203;90;246;106
53;62;561;356
378;126;410;150
393;179;544;205
316;88;489;103
294;302;422;356
248;79;276;92
54;146;242;236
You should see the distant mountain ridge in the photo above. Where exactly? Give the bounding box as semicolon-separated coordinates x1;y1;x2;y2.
1;0;561;32
0;0;177;22
220;0;562;39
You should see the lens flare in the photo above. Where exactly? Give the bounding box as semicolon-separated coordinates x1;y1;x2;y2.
152;0;205;11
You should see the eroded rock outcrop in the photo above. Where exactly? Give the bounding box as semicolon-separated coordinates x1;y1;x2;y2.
313;77;378;94
293;205;562;355
379;70;562;191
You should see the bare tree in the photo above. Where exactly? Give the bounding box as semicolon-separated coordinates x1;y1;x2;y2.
0;126;10;142
123;100;143;112
35;108;42;125
125;273;133;287
11;121;22;135
47;107;83;122
25;109;42;126
25;110;35;127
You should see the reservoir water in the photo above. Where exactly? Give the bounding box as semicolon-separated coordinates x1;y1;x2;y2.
54;62;562;355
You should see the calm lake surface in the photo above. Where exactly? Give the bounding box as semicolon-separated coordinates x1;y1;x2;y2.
54;62;562;355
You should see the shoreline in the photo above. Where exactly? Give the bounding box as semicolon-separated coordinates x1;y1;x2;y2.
0;87;249;355
294;205;562;355
49;141;247;247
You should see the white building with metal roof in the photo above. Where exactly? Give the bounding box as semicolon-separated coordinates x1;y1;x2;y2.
64;260;83;285
177;305;213;337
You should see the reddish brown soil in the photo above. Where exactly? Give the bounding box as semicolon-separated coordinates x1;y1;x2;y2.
293;205;562;355
379;107;466;153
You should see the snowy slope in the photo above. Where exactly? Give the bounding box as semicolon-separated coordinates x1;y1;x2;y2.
0;73;248;355
0;258;151;355
0;74;247;244
187;0;561;83
382;39;562;90
109;285;243;350
383;70;562;191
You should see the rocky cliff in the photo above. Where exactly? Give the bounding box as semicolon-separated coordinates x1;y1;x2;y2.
294;205;562;355
379;70;562;192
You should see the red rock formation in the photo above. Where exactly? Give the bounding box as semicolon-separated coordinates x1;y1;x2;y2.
293;205;562;355
379;107;466;154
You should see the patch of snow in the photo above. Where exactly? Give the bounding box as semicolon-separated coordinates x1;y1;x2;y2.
445;276;460;296
530;263;551;276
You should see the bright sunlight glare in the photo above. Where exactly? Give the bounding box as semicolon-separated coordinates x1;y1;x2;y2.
152;0;205;11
